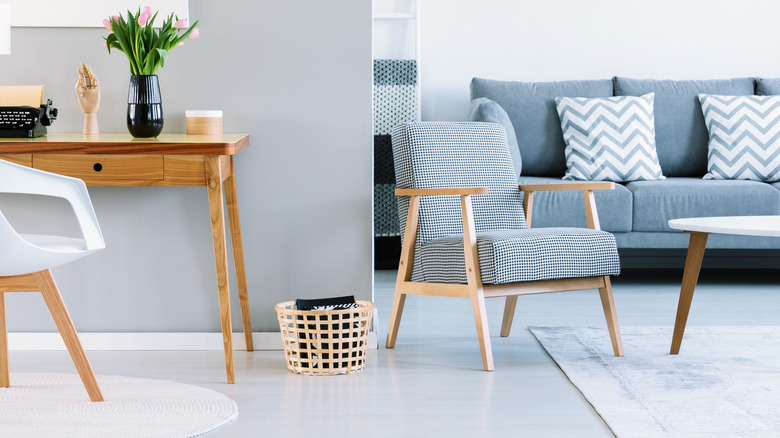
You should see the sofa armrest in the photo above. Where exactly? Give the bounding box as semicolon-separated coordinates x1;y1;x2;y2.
519;182;614;230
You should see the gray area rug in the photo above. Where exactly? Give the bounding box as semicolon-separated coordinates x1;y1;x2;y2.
530;326;780;438
0;373;238;437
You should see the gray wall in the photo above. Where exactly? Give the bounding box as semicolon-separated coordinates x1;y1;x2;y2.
0;0;373;332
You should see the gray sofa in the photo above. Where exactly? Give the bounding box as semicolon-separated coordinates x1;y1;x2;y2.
469;76;780;250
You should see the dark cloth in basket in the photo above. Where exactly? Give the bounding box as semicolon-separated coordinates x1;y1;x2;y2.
295;296;361;368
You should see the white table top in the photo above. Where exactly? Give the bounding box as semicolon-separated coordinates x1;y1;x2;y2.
668;216;780;237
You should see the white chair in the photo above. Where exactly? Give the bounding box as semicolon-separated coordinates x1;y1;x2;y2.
0;158;104;401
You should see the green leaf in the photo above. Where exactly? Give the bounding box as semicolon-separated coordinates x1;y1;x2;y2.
155;48;168;69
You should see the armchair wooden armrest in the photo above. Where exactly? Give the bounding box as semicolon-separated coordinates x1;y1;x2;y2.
519;181;615;230
394;186;489;295
396;187;489;196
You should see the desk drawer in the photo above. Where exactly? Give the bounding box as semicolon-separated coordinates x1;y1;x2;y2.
33;155;164;186
0;154;32;167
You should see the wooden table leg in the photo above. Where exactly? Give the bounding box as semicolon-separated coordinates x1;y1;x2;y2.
223;157;253;351
205;156;235;383
670;232;709;355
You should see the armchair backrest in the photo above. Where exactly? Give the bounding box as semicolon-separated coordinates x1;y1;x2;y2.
391;122;526;248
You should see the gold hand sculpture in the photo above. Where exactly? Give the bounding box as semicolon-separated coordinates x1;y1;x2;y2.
76;62;100;135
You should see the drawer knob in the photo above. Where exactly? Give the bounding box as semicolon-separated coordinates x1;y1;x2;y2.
93;163;103;172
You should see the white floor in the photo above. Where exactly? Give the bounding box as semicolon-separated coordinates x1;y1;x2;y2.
8;268;780;437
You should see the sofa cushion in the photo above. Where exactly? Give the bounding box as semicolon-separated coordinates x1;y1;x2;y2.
468;97;522;178
613;77;755;177
555;93;665;182
699;94;780;182
755;78;780;95
470;77;613;177
627;178;780;232
414;228;620;284
518;176;633;233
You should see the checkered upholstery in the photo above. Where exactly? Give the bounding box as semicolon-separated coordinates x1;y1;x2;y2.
392;122;620;284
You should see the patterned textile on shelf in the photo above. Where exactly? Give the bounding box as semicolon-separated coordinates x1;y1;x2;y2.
373;59;420;268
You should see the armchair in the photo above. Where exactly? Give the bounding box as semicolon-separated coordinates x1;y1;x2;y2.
386;122;623;371
0;159;104;401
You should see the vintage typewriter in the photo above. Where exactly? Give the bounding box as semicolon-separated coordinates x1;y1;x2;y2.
0;99;58;138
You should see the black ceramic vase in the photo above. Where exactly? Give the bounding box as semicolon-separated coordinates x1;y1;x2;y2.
127;75;163;138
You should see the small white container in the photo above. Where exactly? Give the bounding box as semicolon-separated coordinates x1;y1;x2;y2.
185;110;223;135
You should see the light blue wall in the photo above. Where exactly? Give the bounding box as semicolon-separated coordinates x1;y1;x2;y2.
0;0;373;332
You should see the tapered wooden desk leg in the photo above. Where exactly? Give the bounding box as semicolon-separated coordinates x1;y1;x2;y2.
34;271;103;402
224;157;253;351
671;232;709;355
0;292;8;388
205;156;235;384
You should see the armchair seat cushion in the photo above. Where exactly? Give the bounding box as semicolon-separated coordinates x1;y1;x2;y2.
412;227;620;284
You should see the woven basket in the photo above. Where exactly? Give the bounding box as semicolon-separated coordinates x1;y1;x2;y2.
275;300;374;375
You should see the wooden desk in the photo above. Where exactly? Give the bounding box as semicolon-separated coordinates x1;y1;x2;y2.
0;133;253;384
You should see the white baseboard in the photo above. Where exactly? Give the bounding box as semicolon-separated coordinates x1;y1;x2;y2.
8;331;379;351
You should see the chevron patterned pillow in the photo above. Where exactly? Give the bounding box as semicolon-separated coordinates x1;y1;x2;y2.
700;94;780;181
555;93;665;182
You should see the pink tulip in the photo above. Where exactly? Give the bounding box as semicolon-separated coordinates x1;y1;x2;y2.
103;18;112;31
174;18;187;29
188;27;200;39
112;15;120;21
138;6;152;26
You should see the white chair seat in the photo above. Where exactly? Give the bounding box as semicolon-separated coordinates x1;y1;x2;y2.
0;159;104;277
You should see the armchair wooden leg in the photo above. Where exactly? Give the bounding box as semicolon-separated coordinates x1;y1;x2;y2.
33;270;103;402
0;292;8;388
500;295;518;337
598;276;623;357
470;288;494;371
385;289;406;349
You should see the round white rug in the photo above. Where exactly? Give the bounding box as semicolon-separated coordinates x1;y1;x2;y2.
0;373;238;437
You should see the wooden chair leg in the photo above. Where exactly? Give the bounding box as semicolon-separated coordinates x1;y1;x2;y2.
385;289;406;348
33;270;103;402
500;295;518;337
598;276;623;357
0;292;8;388
470;288;494;371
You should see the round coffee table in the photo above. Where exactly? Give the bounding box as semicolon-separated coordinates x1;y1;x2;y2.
667;216;780;354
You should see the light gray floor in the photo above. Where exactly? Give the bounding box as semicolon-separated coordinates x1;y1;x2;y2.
8;268;780;437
